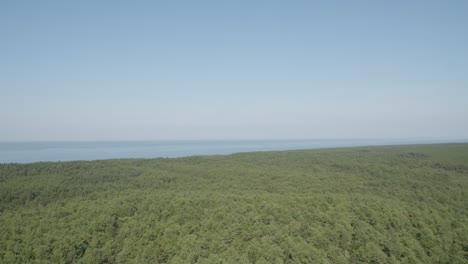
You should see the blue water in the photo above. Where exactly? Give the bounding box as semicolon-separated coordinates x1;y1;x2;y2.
0;139;463;163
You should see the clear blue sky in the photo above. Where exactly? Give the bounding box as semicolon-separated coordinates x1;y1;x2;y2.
1;0;467;141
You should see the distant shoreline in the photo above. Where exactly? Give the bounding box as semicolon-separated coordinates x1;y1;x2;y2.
1;141;467;164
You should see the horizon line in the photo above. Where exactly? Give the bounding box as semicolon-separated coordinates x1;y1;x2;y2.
1;138;467;143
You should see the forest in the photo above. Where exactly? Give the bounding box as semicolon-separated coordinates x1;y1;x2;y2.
0;143;467;263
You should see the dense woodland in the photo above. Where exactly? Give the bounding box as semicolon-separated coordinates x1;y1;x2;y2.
1;143;468;263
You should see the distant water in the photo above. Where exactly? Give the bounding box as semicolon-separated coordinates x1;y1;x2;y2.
0;139;463;163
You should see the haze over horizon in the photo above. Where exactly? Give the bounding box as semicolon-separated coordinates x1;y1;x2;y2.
2;0;467;141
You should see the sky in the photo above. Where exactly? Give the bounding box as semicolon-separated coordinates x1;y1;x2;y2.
1;0;467;141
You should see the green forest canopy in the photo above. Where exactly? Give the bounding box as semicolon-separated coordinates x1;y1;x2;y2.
1;143;468;263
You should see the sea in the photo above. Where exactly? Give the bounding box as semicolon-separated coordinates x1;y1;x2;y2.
0;139;464;163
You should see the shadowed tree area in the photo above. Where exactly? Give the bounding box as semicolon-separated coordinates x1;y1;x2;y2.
1;143;468;263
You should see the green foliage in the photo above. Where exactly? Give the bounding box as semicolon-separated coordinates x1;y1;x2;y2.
0;143;468;263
